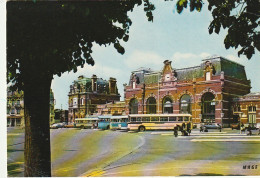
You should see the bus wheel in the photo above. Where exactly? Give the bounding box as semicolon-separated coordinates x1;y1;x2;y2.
80;125;84;129
139;126;145;132
107;125;110;130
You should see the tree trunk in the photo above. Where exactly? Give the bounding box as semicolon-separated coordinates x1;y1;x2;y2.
24;78;52;177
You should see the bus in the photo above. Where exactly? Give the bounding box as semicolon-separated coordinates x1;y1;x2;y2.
127;114;192;132
75;116;99;129
98;115;112;130
110;115;128;130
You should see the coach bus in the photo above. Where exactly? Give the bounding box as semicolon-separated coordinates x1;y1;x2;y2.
75;116;99;129
98;115;112;130
127;114;192;132
110;115;128;130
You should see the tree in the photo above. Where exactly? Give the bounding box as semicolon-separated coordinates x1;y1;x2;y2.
7;0;155;176
176;0;260;59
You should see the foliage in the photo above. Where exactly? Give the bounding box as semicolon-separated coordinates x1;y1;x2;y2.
7;0;155;89
176;0;260;59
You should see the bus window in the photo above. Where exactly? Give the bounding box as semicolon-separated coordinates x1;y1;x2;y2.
178;117;183;121
169;117;177;121
160;117;168;122
151;117;159;122
184;117;189;121
142;117;150;122
131;117;136;122
137;117;142;122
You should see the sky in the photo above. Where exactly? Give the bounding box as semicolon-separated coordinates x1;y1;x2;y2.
51;1;260;109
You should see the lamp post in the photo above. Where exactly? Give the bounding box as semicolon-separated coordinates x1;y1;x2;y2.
158;72;160;113
239;112;243;134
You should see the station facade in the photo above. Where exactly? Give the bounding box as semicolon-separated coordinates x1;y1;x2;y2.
124;56;252;127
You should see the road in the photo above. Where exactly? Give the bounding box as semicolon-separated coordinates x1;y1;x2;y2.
7;127;260;176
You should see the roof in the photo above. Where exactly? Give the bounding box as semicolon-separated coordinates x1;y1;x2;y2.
129;56;248;84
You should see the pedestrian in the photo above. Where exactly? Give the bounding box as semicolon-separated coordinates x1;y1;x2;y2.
217;124;222;132
182;122;186;131
200;124;204;132
248;125;252;136
174;126;178;137
241;123;245;133
187;122;191;136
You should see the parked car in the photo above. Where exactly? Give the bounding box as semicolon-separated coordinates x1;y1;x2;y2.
231;123;240;130
50;123;65;129
203;123;221;129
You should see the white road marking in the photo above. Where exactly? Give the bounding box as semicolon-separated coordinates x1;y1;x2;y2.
191;139;260;142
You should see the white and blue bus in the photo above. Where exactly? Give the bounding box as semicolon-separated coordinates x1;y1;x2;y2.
110;115;128;130
127;114;193;132
97;115;112;130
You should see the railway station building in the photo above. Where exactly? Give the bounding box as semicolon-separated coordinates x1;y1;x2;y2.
124;56;252;127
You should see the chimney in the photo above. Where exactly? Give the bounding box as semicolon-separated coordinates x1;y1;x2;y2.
91;74;97;92
109;77;117;94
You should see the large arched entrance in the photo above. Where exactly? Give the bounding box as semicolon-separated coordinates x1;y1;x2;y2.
201;92;215;123
146;97;157;114
162;97;173;113
129;98;138;114
180;94;192;114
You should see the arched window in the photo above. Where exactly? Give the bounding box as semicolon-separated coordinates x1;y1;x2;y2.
146;97;157;114
180;94;191;114
129;98;138;114
162;97;173;113
201;92;215;122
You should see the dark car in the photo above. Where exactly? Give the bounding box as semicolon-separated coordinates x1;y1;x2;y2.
203;123;221;129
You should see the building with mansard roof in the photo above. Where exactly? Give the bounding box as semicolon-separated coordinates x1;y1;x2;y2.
68;74;120;123
124;56;252;127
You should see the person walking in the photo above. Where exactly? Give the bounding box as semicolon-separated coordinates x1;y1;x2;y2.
174;126;178;137
200;123;204;132
217;124;222;132
248;125;252;136
187;122;191;136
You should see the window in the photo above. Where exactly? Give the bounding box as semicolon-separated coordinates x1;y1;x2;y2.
180;94;192;114
146;97;157;114
160;117;168;122
17;109;20;114
178;117;183;121
142;117;150;122
169;117;177;121
184;117;189;121
206;72;211;81
163;97;173;114
151;117;159;122
201;92;215;122
137;117;142;122
131;117;137;122
7;108;10;114
73;98;77;106
81;98;84;105
11;109;15;114
129;98;138;114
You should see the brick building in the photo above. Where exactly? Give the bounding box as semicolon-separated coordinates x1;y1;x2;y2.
68;75;120;123
95;101;126;116
7;88;55;127
232;92;260;127
124;56;251;127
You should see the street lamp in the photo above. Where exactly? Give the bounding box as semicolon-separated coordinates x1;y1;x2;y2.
239;112;243;134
